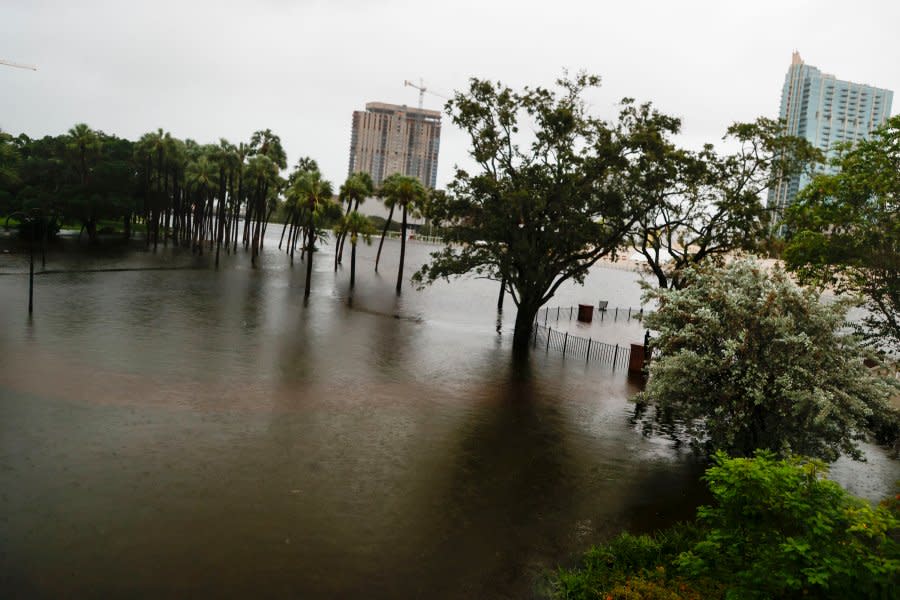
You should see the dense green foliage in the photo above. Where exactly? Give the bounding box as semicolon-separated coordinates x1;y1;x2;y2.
785;115;900;351
679;452;899;599
552;453;899;600
415;74;684;350
1;124;294;261
637;260;899;461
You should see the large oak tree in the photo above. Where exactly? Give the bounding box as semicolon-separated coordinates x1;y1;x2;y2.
415;73;680;353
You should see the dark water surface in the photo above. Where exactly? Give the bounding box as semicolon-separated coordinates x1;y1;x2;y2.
1;232;896;598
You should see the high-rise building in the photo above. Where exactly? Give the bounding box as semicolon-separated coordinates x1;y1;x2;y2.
768;52;893;218
347;102;441;189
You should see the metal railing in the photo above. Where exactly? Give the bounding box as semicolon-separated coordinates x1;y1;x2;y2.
532;322;633;369
535;304;648;325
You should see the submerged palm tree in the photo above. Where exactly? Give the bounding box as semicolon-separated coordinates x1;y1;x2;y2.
335;172;374;269
244;154;279;267
378;174;427;294
334;211;375;289
291;169;334;299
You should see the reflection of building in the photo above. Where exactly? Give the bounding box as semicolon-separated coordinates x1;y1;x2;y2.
347;102;441;189
768;52;893;219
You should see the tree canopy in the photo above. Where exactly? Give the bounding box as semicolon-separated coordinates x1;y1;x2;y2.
415;73;681;351
626;117;821;290
785;115;900;351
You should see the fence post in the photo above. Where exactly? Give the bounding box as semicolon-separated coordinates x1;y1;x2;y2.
546;327;551;352
613;344;619;369
586;338;591;363
563;332;568;355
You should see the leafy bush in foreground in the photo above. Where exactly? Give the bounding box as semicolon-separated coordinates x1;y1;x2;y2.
552;453;899;599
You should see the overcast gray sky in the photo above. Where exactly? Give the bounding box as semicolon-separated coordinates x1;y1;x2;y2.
2;0;897;188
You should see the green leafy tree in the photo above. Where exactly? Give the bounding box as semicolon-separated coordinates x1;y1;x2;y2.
414;73;679;352
785;115;900;351
626;117;821;290
379;173;427;294
637;259;899;461
678;452;899;600
0;129;22;214
334;211;375;289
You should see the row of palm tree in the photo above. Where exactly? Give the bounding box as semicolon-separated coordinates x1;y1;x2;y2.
6;122;432;297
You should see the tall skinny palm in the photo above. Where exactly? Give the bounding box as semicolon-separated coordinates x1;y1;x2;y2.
334;211;375;289
66;123;101;241
185;155;218;255
379;174;427;294
335;172;375;269
291;170;334;298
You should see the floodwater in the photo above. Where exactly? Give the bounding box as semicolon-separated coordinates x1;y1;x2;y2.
0;231;896;598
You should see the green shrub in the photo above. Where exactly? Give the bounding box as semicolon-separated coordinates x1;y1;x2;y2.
552;454;899;599
677;452;899;599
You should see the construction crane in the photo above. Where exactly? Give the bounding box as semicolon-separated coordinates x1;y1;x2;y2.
403;78;448;110
0;59;37;71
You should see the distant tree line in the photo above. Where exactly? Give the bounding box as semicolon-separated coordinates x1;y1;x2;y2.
0;125;431;296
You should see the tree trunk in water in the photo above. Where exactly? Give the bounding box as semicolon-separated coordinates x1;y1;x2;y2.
336;197;352;265
375;204;394;273
512;299;541;357
84;218;99;245
278;216;290;250
497;276;506;311
163;164;170;246
215;167;226;267
350;242;356;289
304;223;314;299
396;205;407;294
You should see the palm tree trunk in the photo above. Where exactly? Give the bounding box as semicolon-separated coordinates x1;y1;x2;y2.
396;204;407;294
375;204;394;272
350;241;357;289
336;197;353;265
304;221;314;299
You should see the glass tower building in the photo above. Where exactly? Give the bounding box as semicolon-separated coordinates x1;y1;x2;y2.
768;52;893;218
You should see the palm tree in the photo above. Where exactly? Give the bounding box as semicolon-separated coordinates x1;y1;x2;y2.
66;123;100;186
291;169;334;298
211;139;239;266
185;154;218;255
135;128;173;249
335;172;374;269
66;123;101;242
249;129;287;170
378;174;427;294
244;154;279;267
334;211;375;289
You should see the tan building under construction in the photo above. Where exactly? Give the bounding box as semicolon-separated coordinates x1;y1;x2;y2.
347;102;441;189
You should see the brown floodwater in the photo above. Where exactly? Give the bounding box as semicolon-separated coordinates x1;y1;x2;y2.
1;231;896;598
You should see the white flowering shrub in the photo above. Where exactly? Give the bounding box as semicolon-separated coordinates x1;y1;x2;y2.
638;260;899;461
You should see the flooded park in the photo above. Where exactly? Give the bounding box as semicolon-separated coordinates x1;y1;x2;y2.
1;231;897;598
